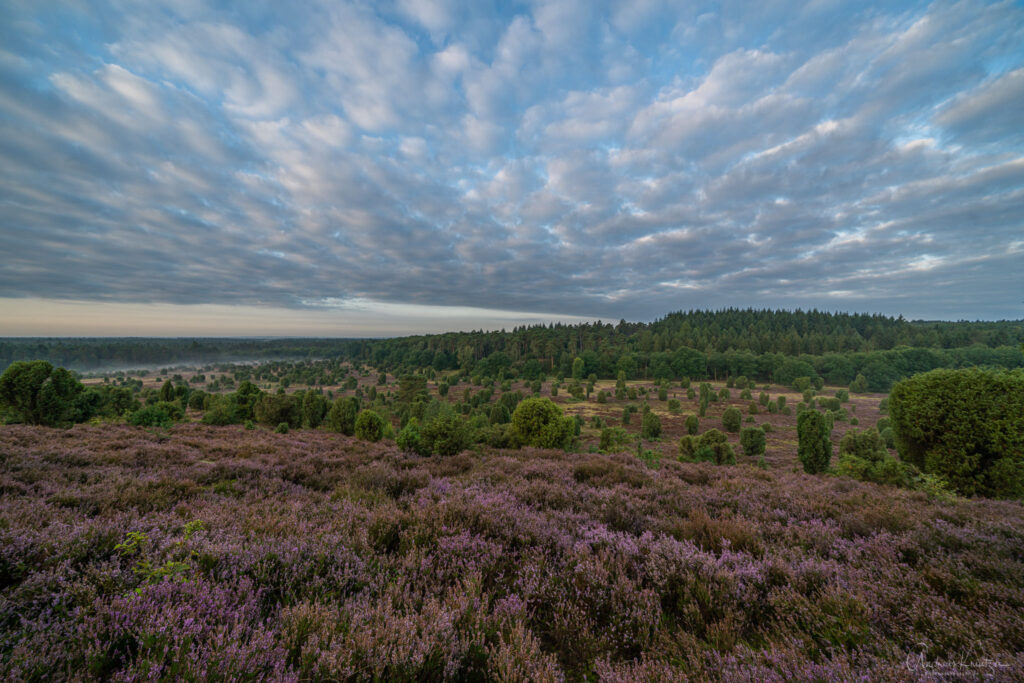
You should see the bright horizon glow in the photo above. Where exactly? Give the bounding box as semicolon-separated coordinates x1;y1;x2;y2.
0;298;600;337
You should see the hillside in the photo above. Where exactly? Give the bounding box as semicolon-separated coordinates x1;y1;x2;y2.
2;424;1022;680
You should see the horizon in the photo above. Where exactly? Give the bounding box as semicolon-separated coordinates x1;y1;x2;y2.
1;1;1022;335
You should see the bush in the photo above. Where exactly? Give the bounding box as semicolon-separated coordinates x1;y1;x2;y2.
759;392;769;407
761;422;772;433
354;410;386;442
129;404;174;428
325;397;359;435
679;429;736;465
641;411;661;439
274;422;289;434
668;398;681;413
658;387;668;401
621;407;630;425
396;418;430;456
889;368;1024;498
740;427;766;458
509;397;575;450
422;413;470;456
835;389;849;403
721;406;742;433
685;414;698;435
748;401;759;415
596;390;607;404
599;427;631;453
797;410;832;474
850;373;868;393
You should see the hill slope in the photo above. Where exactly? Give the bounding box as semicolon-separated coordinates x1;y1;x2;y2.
2;424;1022;680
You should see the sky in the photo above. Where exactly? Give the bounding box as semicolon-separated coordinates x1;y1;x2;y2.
1;0;1023;336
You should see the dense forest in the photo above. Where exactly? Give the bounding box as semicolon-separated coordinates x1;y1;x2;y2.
3;309;1022;393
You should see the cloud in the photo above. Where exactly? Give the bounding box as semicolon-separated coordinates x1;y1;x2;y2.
0;0;1022;333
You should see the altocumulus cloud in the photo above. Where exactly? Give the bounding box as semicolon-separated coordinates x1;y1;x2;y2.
0;0;1022;332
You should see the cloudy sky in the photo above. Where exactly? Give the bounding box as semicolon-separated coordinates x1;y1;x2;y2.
1;0;1022;335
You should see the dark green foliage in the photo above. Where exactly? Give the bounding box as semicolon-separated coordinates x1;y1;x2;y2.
354;410;385;442
668;398;681;413
722;406;742;433
641;411;661;439
748;401;759;415
128;404;174;428
836;428;920;489
599;427;631;453
274;422;289;434
509;397;575;450
396;418;429;456
679;429;736;465
159;380;175;402
740;427;767;458
596;390;608;404
325;397;359;435
850;374;868;393
793;377;812;393
422;412;470;456
759;392;769;407
835;389;849;403
889;368;1024;498
621;407;630;425
396;375;429;405
797;410;832;474
0;360;85;426
658;387;668;401
254;394;301;428
301;391;329;429
685;414;698;435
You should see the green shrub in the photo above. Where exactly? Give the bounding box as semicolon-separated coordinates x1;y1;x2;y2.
274;422;289;434
759;392;769;407
686;387;695;400
685;414;698;435
721;406;742;433
596;390;607;404
835;389;849;403
509;397;575;450
679;429;736;465
797;410;832;474
761;422;772;433
850;373;868;393
740;388;752;400
129;405;174;428
641;411;662;439
658;387;668;401
396;418;430;456
718;387;730;401
740;427;766;458
776;396;786;410
890;368;1024;498
599;427;632;453
735;376;749;390
422;413;470;456
748;401;759;415
354;409;386;442
668;398;681;413
325;397;359;435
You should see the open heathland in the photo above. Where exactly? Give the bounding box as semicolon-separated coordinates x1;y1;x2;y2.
2;424;1023;680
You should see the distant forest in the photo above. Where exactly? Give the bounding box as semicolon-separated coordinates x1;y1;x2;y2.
3;309;1021;392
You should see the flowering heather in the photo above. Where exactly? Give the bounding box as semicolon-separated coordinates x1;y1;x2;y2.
2;424;1023;681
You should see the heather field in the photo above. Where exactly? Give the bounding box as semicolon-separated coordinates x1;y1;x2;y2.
2;425;1023;681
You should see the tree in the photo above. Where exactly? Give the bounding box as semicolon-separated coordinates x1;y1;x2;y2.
0;360;84;426
159;380;175;403
571;357;585;381
422;413;470;456
740;427;766;458
641;411;661;439
354;409;386;442
849;373;868;393
509;397;575;450
889;368;1024;498
325;397;359;435
797;410;832;474
721;406;742;433
301;391;328;429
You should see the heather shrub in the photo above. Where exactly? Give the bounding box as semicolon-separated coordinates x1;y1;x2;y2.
722;406;741;433
640;410;661;439
684;414;698;435
509;397;575;450
797;410;832;474
741;427;766;458
354;409;386;442
890;368;1024;498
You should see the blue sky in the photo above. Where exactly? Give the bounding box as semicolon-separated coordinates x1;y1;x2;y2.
1;0;1022;335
